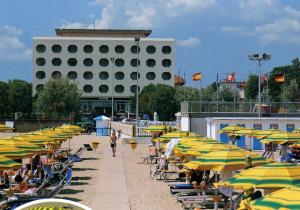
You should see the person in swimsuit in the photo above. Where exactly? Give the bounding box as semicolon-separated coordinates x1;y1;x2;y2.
110;130;117;157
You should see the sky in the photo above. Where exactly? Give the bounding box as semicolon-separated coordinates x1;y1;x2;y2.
1;0;300;86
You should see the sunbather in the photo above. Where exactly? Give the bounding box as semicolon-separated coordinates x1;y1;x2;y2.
13;174;29;193
0;171;9;189
149;143;158;158
238;189;262;210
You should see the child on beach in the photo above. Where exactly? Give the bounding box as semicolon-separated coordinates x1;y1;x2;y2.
110;130;117;157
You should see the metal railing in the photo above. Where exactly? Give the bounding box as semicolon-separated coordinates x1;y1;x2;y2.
181;101;300;114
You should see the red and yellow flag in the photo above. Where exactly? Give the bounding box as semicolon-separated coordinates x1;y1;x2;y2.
275;73;284;83
192;72;202;81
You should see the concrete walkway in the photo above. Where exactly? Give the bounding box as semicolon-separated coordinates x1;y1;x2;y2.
90;138;130;210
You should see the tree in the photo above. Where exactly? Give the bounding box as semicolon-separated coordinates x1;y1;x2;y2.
245;74;259;101
7;80;32;114
281;79;300;102
35;78;81;119
200;83;217;101
268;58;300;101
219;85;240;102
134;84;178;121
0;81;9;115
174;86;201;102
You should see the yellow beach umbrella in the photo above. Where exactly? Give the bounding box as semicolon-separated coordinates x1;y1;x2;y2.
184;150;268;171
235;128;258;138
0;146;33;158
0;139;45;153
142;125;174;132
215;163;300;190
33;131;68;142
154;131;204;142
253;129;282;139
60;124;85;132
0;124;14;132
174;142;242;158
0;155;22;170
219;125;245;135
261;132;300;145
247;186;300;210
13;135;51;145
54;128;80;136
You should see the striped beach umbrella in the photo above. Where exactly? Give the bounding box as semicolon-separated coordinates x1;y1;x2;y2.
261;132;300;145
0;124;13;132
248;187;300;210
0;155;22;170
235;128;258;138
215;163;300;190
60;124;85;132
154;131;204;142
142;125;174;132
0;145;35;158
219;125;245;135
184;150;268;171
253;129;282;139
174;142;242;157
0;138;45;151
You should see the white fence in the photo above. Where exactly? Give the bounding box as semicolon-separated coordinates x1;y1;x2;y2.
110;121;177;137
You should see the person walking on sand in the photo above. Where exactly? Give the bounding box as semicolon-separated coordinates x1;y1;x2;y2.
110;130;117;157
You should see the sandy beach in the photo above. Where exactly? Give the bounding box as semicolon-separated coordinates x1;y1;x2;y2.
56;134;181;210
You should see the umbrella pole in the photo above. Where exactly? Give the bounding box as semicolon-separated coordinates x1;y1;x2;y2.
68;139;70;151
214;171;218;210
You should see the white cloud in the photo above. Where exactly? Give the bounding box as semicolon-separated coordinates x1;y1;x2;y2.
61;22;86;29
62;0;217;30
255;18;300;44
0;25;31;62
61;2;114;29
239;0;280;21
255;18;300;33
177;37;201;47
284;6;300;18
125;5;156;28
91;3;114;28
165;0;216;16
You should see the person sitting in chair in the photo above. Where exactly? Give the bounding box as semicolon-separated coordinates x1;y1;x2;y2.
13;174;28;193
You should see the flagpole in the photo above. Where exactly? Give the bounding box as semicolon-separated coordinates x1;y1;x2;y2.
183;70;186;101
216;73;219;112
200;72;203;89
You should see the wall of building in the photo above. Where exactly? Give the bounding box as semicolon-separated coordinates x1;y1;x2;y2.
32;37;175;98
206;117;300;150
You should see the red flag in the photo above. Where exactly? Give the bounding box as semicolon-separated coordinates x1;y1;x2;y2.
260;74;268;83
227;73;235;82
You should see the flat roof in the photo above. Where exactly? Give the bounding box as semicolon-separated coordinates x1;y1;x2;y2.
33;37;174;42
55;29;152;38
206;117;300;121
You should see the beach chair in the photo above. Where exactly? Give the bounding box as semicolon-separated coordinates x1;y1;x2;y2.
262;150;273;159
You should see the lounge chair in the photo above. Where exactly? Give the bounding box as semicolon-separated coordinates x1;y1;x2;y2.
1;167;73;210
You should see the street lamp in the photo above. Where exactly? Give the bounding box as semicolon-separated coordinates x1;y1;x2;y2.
135;37;140;136
110;57;115;121
248;53;271;117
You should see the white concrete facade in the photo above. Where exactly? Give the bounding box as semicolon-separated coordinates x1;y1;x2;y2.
205;117;300;150
32;37;175;97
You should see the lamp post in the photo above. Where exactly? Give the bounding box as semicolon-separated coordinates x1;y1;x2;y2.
135;37;140;137
110;57;115;121
248;53;271;117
